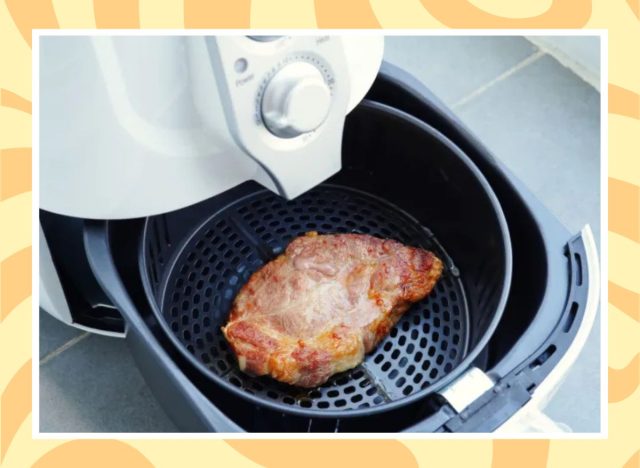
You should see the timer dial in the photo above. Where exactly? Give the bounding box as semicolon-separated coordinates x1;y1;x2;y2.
261;61;332;138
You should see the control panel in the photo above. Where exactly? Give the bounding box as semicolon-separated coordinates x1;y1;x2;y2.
261;59;332;138
205;36;351;199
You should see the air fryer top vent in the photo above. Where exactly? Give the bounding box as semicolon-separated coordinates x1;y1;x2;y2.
144;185;470;415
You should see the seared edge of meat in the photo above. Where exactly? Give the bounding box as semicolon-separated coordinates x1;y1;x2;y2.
222;232;444;388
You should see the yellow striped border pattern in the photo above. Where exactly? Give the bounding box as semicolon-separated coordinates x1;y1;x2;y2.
1;1;638;467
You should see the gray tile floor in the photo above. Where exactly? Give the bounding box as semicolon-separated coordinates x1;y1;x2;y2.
39;36;601;433
39;311;177;432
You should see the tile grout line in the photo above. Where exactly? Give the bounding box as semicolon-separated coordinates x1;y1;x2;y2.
40;332;91;366
451;50;546;111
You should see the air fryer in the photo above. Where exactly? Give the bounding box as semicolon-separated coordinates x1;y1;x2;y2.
40;61;599;432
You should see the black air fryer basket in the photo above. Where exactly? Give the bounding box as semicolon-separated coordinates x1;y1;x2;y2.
137;101;512;418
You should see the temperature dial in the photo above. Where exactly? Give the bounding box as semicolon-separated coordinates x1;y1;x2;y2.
261;62;332;138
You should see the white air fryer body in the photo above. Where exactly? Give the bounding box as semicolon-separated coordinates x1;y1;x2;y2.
39;35;383;335
39;35;384;220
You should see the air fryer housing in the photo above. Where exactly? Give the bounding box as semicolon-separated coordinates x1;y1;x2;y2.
41;62;598;432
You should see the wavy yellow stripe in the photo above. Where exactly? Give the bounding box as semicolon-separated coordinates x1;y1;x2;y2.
624;451;640;468
33;440;154;468
227;440;418;467
0;90;31;114
1;415;56;467
0;359;31;463
0;247;31;322
0;16;30;102
609;232;640;293
251;0;317;28
0;194;31;264
3;0;58;47
492;440;549;467
609;117;640;187
418;0;591;27
606;27;640;91
183;0;251;28
609;354;640;402
138;0;184;28
0;298;32;393
0;109;31;149
460;0;556;19
93;0;140;28
609;84;640;120
402;440;492;466
610;281;640;322
0;148;31;201
131;441;262;467
609;178;640;243
315;0;381;28
626;0;640;20
50;0;96;28
609;301;640;367
369;0;443;28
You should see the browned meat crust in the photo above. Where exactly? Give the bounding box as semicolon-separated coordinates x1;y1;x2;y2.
222;232;443;387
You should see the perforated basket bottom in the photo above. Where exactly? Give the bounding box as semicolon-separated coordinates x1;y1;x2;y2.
156;185;469;412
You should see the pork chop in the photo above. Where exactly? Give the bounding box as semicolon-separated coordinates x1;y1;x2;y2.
222;232;443;387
